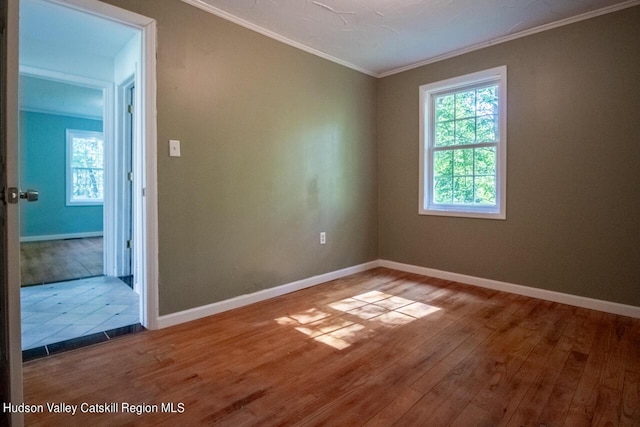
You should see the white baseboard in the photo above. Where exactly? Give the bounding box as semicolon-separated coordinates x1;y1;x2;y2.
20;231;103;243
379;259;640;319
156;258;639;329
156;261;380;329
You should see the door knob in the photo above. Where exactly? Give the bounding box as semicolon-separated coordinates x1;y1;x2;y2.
19;189;39;202
1;187;39;204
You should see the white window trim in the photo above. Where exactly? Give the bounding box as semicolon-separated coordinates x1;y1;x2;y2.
66;128;105;206
419;66;507;220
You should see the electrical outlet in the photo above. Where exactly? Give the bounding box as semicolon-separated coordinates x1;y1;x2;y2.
320;232;326;245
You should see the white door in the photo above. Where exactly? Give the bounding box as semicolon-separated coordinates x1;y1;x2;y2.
2;0;24;425
1;3;12;422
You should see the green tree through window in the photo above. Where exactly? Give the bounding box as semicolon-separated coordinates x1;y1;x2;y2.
419;66;506;219
433;85;498;205
66;129;104;205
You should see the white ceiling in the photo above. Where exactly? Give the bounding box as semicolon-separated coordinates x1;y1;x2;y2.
184;0;639;76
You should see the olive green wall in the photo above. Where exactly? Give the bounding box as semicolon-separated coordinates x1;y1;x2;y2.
378;7;640;307
104;0;378;315
101;0;639;314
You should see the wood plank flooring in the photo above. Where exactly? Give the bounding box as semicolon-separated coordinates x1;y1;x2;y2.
22;268;640;426
21;237;103;286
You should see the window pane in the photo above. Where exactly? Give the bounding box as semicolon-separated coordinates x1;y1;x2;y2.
474;176;496;205
455;90;475;119
72;136;103;168
435;94;454;122
434;176;452;204
73;168;104;200
453;176;473;204
435;121;454;146
454;118;475;145
421;67;505;217
434;150;453;177
476;86;498;116
474;147;496;175
453;148;473;176
476;114;498;143
68;131;104;203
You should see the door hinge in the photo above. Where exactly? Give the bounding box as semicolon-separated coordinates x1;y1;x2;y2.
127;104;134;114
127;171;133;181
126;240;132;249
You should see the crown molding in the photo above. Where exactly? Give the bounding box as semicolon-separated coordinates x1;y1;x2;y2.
19;106;102;121
378;0;640;77
180;0;377;77
181;0;640;79
20;64;112;89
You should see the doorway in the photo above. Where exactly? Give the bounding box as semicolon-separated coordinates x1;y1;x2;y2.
19;71;140;354
4;0;157;416
19;74;107;287
16;0;154;355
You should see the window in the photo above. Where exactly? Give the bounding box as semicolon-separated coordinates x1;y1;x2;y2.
419;66;507;219
66;129;104;206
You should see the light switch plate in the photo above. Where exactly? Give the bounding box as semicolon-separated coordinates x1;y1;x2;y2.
169;140;181;157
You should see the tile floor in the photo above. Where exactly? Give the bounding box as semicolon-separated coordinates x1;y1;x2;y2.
21;276;140;351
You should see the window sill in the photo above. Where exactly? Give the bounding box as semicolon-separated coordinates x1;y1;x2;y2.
419;207;505;220
66;201;104;207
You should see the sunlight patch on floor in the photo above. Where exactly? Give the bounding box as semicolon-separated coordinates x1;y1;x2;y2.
275;290;441;350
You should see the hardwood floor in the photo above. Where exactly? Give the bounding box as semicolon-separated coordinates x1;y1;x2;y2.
23;268;640;426
20;237;103;286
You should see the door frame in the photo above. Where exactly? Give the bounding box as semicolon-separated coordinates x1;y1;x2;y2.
116;75;135;280
7;0;158;421
27;0;159;327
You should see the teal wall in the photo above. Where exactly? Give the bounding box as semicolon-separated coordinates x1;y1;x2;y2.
20;111;103;238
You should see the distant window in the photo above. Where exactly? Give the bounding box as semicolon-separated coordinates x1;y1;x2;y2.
419;66;507;219
66;129;104;206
